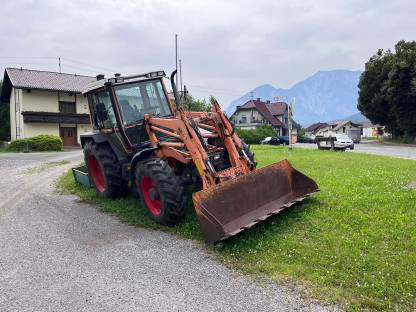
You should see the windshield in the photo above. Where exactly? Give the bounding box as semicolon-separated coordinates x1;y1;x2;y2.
114;79;171;125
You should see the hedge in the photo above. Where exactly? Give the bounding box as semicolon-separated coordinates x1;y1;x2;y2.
235;125;276;144
9;135;63;152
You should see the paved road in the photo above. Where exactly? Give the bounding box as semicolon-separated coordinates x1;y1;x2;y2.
0;151;335;312
296;141;416;160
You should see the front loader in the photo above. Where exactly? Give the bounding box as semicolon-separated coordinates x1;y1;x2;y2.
79;70;318;243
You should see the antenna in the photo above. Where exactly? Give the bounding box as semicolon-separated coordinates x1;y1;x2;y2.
58;57;61;73
250;91;254;101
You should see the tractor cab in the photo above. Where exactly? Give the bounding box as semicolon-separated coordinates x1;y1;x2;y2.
83;71;173;148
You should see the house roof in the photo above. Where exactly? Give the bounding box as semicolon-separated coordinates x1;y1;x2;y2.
305;122;329;132
332;120;361;131
1;68;95;101
235;99;287;128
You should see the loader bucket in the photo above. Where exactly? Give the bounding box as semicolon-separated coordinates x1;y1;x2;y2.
192;159;319;243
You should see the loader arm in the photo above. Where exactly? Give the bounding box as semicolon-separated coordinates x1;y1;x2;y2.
144;101;253;189
144;100;318;243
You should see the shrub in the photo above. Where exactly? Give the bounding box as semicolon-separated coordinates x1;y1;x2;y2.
9;134;63;152
235;125;276;144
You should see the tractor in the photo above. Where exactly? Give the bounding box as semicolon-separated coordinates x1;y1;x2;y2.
80;70;318;243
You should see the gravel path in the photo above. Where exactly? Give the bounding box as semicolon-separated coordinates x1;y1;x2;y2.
0;151;336;312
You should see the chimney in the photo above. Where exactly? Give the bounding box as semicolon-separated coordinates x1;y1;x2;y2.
96;74;105;80
266;100;270;104
256;97;260;102
114;73;121;77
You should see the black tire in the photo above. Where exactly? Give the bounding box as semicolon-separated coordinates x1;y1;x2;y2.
84;141;129;198
135;157;186;225
241;140;257;168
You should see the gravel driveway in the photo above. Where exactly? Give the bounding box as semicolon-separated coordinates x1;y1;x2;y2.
0;151;335;312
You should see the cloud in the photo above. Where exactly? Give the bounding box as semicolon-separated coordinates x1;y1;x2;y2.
0;0;415;107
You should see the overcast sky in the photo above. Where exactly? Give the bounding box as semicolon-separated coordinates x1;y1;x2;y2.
1;0;415;107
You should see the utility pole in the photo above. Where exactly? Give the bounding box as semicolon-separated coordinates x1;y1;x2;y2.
58;57;61;73
288;97;295;150
179;59;183;94
175;34;178;89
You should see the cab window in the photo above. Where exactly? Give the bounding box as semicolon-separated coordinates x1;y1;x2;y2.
96;91;117;128
115;79;171;125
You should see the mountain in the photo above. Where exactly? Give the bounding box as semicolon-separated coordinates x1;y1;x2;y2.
225;70;363;126
341;112;370;124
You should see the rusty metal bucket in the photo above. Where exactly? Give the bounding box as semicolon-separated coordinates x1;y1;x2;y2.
192;159;319;243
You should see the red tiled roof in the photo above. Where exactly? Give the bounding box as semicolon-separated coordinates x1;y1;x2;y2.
238;99;286;128
265;102;286;116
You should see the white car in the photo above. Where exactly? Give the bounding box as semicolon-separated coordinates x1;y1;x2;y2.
335;134;354;149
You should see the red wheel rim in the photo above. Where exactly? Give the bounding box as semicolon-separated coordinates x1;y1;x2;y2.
88;155;106;193
140;176;162;216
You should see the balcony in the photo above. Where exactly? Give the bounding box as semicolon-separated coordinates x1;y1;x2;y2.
22;111;90;124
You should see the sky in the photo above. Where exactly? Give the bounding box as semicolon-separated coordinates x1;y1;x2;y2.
1;0;415;108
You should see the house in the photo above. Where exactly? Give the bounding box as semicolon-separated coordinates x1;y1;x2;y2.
304;122;329;138
317;120;362;142
230;98;294;137
361;121;384;138
0;68;95;146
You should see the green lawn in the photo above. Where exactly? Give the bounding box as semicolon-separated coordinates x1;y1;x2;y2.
57;146;416;311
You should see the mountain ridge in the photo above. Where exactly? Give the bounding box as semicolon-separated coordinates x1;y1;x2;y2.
225;69;363;126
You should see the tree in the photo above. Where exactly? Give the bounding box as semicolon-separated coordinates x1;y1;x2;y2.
358;40;416;140
182;93;213;112
0;80;11;141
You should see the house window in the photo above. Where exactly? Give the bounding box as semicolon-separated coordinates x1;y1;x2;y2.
59;101;76;113
241;116;247;124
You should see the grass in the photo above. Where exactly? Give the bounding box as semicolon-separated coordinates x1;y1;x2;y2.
57;146;416;311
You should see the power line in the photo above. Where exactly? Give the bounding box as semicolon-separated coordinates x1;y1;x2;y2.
0;62;57;65
187;84;243;96
61;57;117;73
61;63;102;74
0;56;56;59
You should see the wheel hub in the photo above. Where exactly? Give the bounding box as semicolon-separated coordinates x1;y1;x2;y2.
149;188;160;200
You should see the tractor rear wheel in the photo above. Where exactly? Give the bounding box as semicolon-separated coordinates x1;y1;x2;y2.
84;141;128;198
135;157;186;225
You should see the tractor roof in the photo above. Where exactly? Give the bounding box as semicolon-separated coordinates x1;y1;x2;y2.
82;70;166;94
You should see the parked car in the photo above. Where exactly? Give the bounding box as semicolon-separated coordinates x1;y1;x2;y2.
260;136;273;144
268;137;281;145
278;136;290;145
261;137;280;145
298;136;315;143
335;134;354;149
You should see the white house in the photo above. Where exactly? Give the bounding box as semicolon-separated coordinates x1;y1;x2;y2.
230;98;293;137
316;120;362;142
0;68;95;146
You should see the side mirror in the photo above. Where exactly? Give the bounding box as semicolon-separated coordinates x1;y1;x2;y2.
96;102;109;122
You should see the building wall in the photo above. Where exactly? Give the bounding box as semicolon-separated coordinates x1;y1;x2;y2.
23;90;59;112
9;88;24;140
77;124;92;143
24;123;60;138
232;109;265;125
8;89;92;144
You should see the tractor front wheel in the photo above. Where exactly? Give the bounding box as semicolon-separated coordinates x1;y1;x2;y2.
135;158;186;225
84;141;128;198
